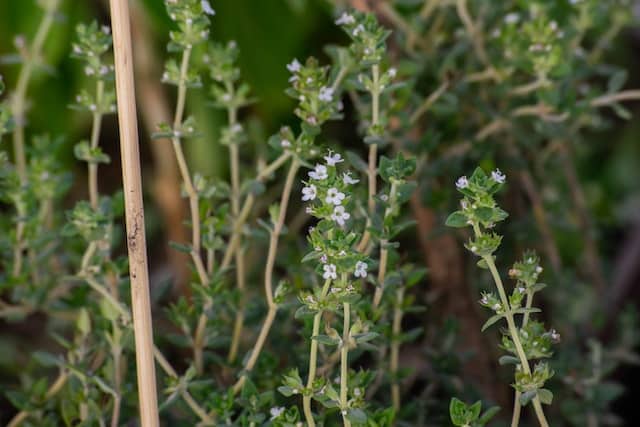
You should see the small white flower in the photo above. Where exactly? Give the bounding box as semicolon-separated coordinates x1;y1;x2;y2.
354;261;368;278
318;86;334;102
388;67;397;78
85;66;95;76
201;0;216;16
354;387;362;397
326;187;346;205
517;287;526;293
323;264;338;280
550;329;561;341
101;25;111;35
491;168;506;184
343;172;359;185
270;406;285;420
309;164;328;180
302;184;317;201
335;12;355;26
331;205;350;226
231;123;242;133
352;24;365;36
305;295;315;303
535;266;543;273
493;303;502;311
287;58;301;73
456;176;469;189
320;254;328;264
305;206;313;214
324;151;343;166
504;13;520;24
281;139;291;148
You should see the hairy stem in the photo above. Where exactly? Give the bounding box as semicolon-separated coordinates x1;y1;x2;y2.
303;279;332;427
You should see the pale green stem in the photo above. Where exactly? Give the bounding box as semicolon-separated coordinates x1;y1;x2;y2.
303;279;332;427
166;45;210;372
232;159;300;393
193;153;291;374
512;292;533;427
227;83;247;363
340;297;352;427
473;224;549;427
10;0;59;278
373;181;398;308
357;64;380;253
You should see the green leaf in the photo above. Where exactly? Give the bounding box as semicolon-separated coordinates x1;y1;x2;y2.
475;207;493;223
449;397;467;426
498;355;520;365
468;400;482;420
519;390;537;406
445;211;468;228
346;150;368;173
608;70;628;93
481;314;504;332
347;408;367;424
169;241;192;253
478;406;500;424
537;388;553;405
32;351;60;367
312;334;339;345
353;331;379;344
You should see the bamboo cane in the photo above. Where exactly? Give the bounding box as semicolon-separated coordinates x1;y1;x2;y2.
108;0;160;425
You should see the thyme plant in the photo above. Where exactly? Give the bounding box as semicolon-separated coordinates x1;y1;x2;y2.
1;0;639;426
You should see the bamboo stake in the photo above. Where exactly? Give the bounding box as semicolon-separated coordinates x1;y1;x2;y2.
108;1;160;425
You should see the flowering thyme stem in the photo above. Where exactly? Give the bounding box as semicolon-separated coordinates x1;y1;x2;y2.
357;64;380;253
340;297;352;427
473;224;549;427
511;290;535;427
232;159;300;393
303;279;332;427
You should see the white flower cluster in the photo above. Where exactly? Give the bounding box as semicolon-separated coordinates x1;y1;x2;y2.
302;151;357;227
